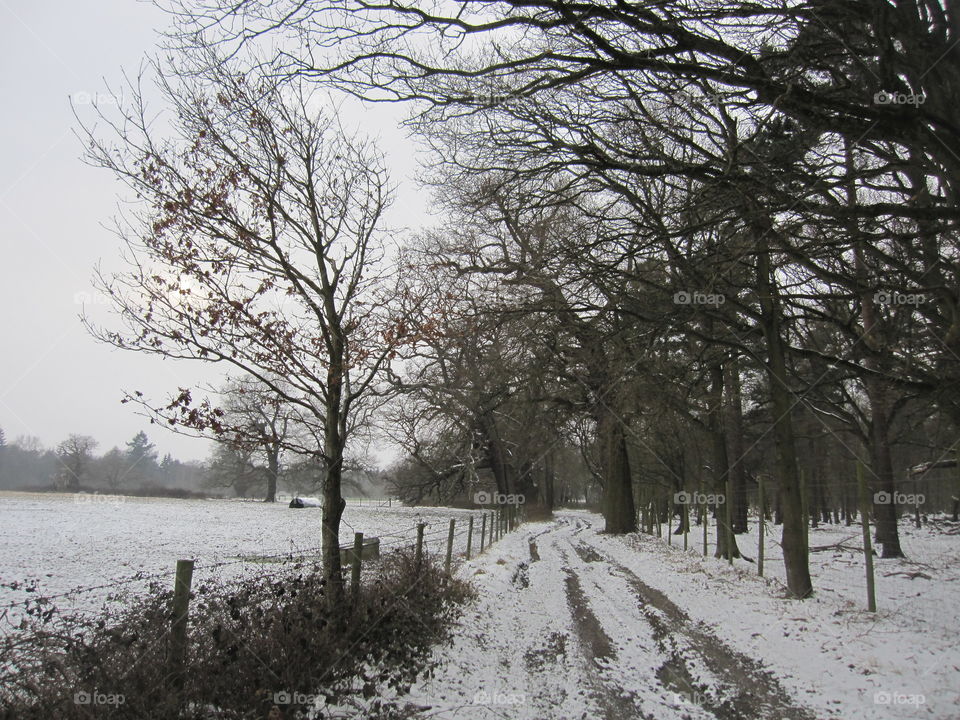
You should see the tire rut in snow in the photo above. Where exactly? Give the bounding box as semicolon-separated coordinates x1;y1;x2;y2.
563;568;616;661
573;541;817;720
563;563;649;720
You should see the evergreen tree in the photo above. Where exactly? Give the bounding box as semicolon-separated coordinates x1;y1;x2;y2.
124;431;158;485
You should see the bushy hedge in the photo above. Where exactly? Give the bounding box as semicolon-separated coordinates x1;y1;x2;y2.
0;551;471;719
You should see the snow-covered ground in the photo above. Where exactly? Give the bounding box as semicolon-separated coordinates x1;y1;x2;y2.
4;494;957;718
389;511;959;720
0;491;485;624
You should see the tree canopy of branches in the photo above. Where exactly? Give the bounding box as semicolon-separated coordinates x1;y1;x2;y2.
79;49;409;608
141;0;960;601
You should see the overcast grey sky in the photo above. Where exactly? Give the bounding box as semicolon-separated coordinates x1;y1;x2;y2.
0;1;428;462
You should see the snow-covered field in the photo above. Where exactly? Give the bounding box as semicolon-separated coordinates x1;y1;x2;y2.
4;494;958;718
0;491;485;624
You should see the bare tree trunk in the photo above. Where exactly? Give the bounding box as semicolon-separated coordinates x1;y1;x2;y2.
598;406;637;533
483;413;513;495
725;360;749;533
265;445;279;503
543;451;556;512
845;139;903;558
865;379;904;557
516;460;536;504
321;456;346;610
673;451;688;534
710;363;740;559
755;238;813;598
322;354;347;611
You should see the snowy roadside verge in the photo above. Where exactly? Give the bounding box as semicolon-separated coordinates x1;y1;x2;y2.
587;511;960;719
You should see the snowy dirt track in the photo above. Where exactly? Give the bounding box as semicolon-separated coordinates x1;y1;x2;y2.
392;511;958;720
399;513;816;720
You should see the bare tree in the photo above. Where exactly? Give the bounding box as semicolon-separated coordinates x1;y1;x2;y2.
55;435;98;492
214;376;301;503
77;51;405;608
205;441;267;498
95;447;129;491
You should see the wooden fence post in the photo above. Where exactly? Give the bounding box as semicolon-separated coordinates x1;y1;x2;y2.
857;461;877;612
351;532;363;607
415;523;425;570
466;516;474;560
725;470;734;565
169;559;195;689
480;513;487;552
702;495;709;557
667;493;673;546
444;519;456;577
800;468;809;557
758;475;765;578
682;496;689;551
954;453;960;521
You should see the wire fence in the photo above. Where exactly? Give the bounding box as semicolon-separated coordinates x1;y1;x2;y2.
636;498;960;620
0;502;526;719
0;505;521;631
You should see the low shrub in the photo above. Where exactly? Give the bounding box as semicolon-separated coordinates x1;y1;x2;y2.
0;551;471;719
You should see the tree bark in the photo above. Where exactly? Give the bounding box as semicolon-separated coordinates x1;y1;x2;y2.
672;451;688;534
865;378;904;557
483;413;513;495
725;360;749;533
543;451;556;512
846;139;903;558
265;445;279;503
755;236;813;598
321;456;346;610
597;405;637;533
322;349;347;611
710;363;740;559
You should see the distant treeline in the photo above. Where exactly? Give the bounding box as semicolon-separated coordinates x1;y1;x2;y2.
0;427;386;501
0;429;210;495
